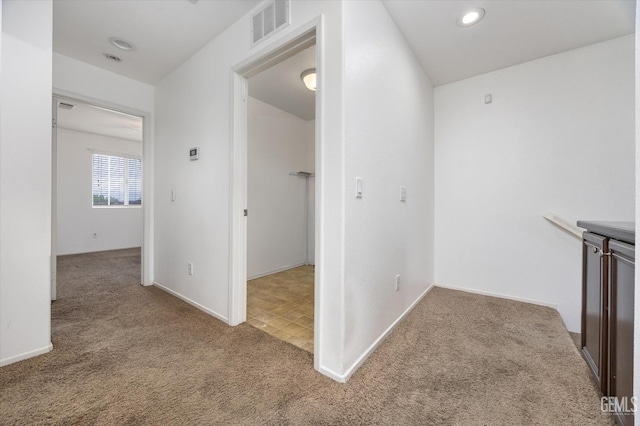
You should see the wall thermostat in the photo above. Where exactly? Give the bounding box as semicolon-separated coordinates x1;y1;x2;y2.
189;147;199;161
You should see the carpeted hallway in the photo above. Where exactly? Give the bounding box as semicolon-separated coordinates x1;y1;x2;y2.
0;249;613;425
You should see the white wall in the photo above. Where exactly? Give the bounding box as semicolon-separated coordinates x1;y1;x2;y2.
307;125;316;266
53;53;154;114
634;5;639;425
53;52;155;285
154;0;346;377
342;0;435;374
435;35;635;333
0;0;53;365
155;0;435;382
56;128;143;255
247;97;314;278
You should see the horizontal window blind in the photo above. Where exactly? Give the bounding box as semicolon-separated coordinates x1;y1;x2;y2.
92;153;142;207
128;158;142;205
92;154;109;205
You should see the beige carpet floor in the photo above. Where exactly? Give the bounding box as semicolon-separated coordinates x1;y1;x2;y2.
570;332;582;351
0;249;613;425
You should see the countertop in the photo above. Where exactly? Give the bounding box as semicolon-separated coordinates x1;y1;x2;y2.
576;221;635;245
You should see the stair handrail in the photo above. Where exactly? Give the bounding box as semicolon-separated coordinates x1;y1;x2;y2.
543;212;584;240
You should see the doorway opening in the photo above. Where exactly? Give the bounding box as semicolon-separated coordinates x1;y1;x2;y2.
52;96;147;301
229;23;321;363
245;44;316;352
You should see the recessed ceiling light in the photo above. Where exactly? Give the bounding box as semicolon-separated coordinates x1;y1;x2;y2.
457;8;485;27
103;53;122;63
109;37;136;52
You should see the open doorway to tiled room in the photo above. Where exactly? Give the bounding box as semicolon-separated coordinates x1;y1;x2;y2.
247;266;314;352
245;44;316;353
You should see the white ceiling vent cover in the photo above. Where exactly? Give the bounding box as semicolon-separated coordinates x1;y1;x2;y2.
251;0;290;46
58;102;75;110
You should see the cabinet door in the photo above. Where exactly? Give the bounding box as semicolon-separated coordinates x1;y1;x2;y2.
582;232;608;393
608;239;634;426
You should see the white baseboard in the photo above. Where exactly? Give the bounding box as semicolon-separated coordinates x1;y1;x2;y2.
318;365;347;383
331;284;435;383
57;246;142;256
435;284;558;310
0;343;53;367
247;262;308;280
153;281;229;324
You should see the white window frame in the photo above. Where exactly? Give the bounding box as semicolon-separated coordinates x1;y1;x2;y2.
91;151;142;208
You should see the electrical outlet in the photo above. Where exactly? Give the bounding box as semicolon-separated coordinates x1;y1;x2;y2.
395;274;400;292
188;262;194;276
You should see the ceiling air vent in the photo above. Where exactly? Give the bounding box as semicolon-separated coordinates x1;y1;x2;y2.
58;102;75;110
103;52;122;63
251;0;290;46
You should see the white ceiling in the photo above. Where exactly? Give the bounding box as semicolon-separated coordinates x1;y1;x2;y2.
382;0;636;86
53;0;261;85
249;45;316;121
52;0;636;97
56;101;143;142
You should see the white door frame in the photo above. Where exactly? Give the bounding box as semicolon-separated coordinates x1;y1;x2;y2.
51;90;154;288
51;98;58;301
229;19;322;366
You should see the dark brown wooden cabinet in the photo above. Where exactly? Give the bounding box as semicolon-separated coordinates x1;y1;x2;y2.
578;221;635;426
609;239;635;426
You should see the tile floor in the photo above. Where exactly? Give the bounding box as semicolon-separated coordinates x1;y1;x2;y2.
246;265;314;353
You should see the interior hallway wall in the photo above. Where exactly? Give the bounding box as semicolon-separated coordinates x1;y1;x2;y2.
56;128;143;255
53;53;155;114
0;0;53;366
435;35;635;333
247;97;314;279
342;0;435;374
153;0;347;378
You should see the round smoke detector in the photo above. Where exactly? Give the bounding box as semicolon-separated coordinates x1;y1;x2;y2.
109;37;137;52
103;52;122;62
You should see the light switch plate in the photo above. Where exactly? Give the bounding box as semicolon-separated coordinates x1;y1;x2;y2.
356;177;363;198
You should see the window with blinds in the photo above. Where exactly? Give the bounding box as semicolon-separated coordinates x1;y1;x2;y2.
92;153;142;207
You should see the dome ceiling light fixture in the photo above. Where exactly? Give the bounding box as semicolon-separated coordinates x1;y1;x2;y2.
457;8;485;27
300;68;316;91
109;37;137;52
